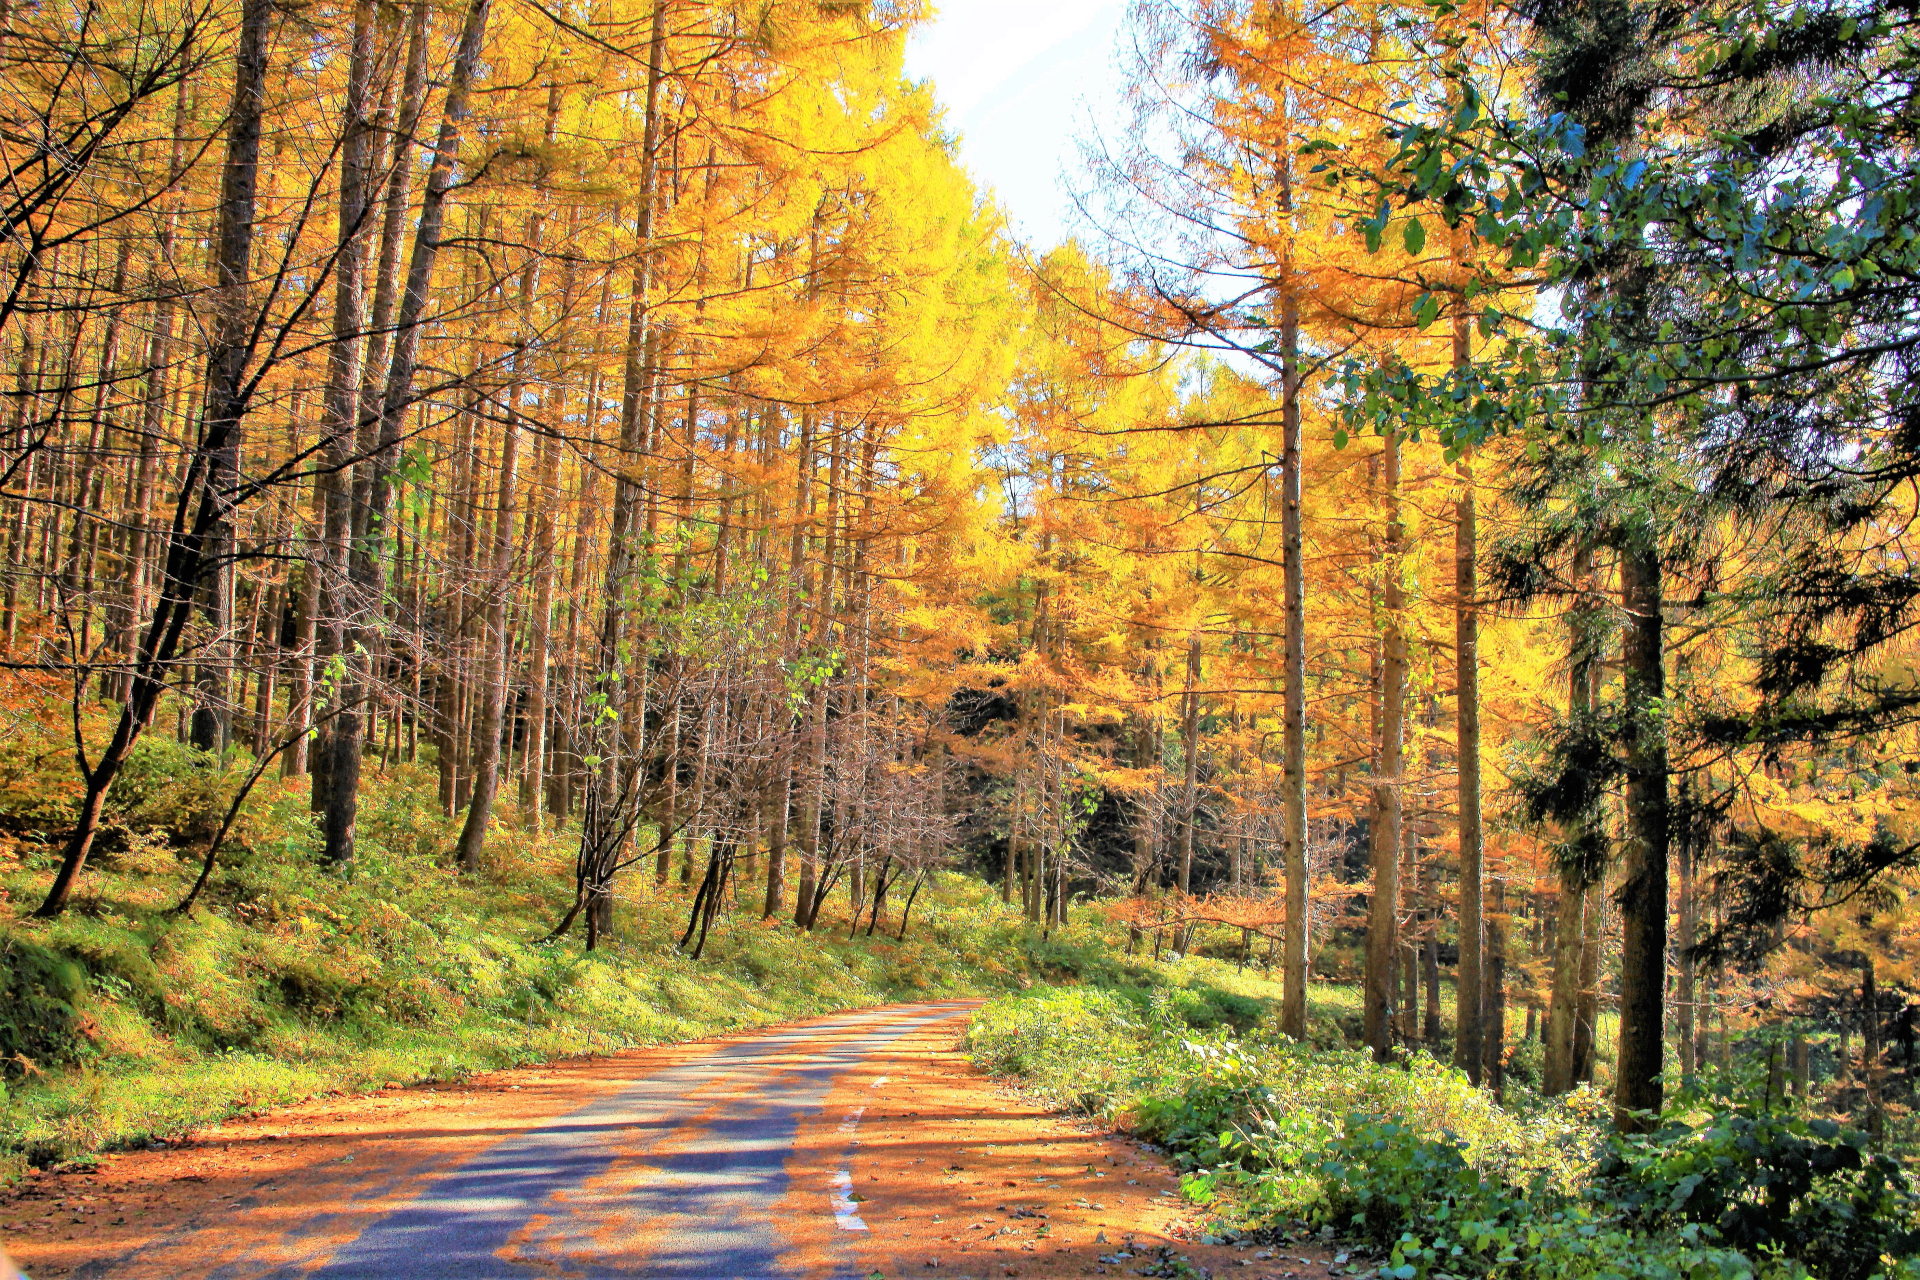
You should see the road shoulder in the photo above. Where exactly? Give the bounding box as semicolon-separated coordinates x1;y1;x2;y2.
810;1018;1337;1280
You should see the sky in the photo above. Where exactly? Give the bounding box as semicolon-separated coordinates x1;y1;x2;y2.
902;0;1133;250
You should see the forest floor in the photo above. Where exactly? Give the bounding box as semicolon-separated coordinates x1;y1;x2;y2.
0;1001;1331;1280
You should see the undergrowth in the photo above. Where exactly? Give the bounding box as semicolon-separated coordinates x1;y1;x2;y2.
968;987;1920;1280
0;735;1150;1185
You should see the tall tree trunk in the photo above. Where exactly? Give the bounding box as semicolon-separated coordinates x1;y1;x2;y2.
311;0;376;851
452;390;519;869
1614;535;1670;1130
1177;628;1201;899
763;766;790;919
1544;542;1601;1095
1543;874;1590;1095
1483;870;1508;1093
1422;909;1442;1043
356;0;429;430
455;101;554;867
117;75;194;703
187;0;275;757
1676;788;1699;1082
1279;277;1309;1038
519;410;560;827
1363;431;1406;1061
797;415;842;927
1862;955;1885;1142
786;408;818;923
1453;440;1484;1084
1400;821;1420;1043
1008;770;1026;912
1573;877;1601;1083
1004;769;1021;905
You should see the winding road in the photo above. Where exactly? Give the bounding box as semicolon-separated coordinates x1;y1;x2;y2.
3;1002;1329;1280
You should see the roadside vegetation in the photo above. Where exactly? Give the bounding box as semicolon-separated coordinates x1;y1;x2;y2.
0;736;1136;1184
5;722;1920;1280
971;985;1920;1280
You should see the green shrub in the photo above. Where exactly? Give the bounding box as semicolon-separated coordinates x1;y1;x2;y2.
969;986;1920;1280
0;939;86;1076
102;738;229;850
1319;1118;1508;1242
1597;1109;1920;1280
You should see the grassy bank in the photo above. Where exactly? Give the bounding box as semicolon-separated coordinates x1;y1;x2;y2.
0;740;1152;1185
967;986;1920;1280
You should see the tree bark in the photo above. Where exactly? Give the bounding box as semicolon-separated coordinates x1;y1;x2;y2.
1363;431;1406;1061
1573;877;1601;1083
187;0;275;757
311;0;376;852
1545;542;1602;1094
1863;955;1885;1141
452;390;519;870
519;406;560;827
1483;870;1508;1093
1614;536;1669;1130
1177;628;1201;899
1676;789;1698;1082
1453;441;1484;1083
763;767;790;919
1279;274;1309;1037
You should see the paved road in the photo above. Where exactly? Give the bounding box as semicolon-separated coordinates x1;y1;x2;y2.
68;1002;977;1280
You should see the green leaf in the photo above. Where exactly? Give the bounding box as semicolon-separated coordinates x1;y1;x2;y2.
1403;217;1427;256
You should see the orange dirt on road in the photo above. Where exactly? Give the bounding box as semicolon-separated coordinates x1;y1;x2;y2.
1;1002;1337;1279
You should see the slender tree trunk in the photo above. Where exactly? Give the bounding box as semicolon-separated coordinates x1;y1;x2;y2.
455;114;554;866
1483;870;1508;1093
1422;915;1442;1043
1401;821;1420;1043
763;768;789;919
1676;793;1698;1082
519;417;559;827
1543;876;1589;1095
1454;439;1484;1083
453;392;519;870
1177;628;1201;899
1004;772;1020;905
1614;536;1670;1130
117;76;194;701
1573;878;1601;1084
187;0;276;758
1363;431;1406;1061
282;554;317;776
312;0;376;853
1863;955;1885;1142
1544;542;1601;1094
1279;274;1309;1037
357;0;428;433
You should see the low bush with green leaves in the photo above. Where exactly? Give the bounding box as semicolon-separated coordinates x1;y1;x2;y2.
1594;1095;1920;1280
968;987;1920;1280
